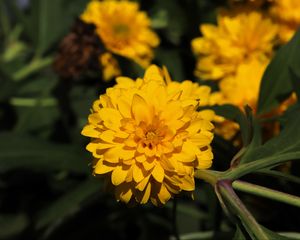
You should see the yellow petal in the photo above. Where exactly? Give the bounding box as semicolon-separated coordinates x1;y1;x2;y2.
157;183;171;204
136;175;150;191
133;164;144;183
100;130;115;143
131;94;153;124
115;183;132;203
140;182;151;204
98;108;122;131
190;133;213;147
94;160;115;174
180;175;195;191
143;159;155;171
144;65;164;83
152;163;164;183
136;154;146;163
81;125;99;138
196;148;213;169
88;113;101;124
111;165;128;185
117;99;131;118
103;146;122;163
160;102;183;123
173;141;197;163
120;187;133;203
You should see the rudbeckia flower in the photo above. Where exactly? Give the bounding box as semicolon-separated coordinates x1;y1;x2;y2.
191;11;277;81
81;0;160;68
81;65;214;205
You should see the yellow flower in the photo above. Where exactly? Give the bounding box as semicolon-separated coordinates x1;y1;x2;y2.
81;65;214;205
99;52;121;81
218;59;268;110
269;0;300;43
81;0;159;68
208;60;267;143
191;11;277;80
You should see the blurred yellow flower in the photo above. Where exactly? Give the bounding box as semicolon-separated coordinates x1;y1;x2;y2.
81;0;159;68
269;0;300;43
81;65;214;205
218;59;268;110
191;11;277;80
99;52;121;81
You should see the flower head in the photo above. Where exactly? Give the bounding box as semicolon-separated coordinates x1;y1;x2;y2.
269;0;300;43
81;65;214;205
81;0;159;68
191;11;277;80
218;59;268;110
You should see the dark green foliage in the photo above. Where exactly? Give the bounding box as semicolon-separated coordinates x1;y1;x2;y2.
0;0;300;239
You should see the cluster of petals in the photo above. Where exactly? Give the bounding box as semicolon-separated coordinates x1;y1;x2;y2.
269;0;300;43
81;0;159;69
191;10;277;81
81;65;215;205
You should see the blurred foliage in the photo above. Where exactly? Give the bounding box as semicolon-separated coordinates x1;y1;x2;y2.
0;0;300;240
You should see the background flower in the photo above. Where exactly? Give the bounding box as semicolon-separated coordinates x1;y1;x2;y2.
191;10;277;81
81;0;160;68
269;0;300;43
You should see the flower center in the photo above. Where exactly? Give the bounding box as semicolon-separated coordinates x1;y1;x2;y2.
146;131;157;141
113;24;130;36
143;128;163;148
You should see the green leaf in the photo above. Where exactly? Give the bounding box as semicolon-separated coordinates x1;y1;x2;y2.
263;227;294;240
0;66;16;101
257;29;300;114
233;227;246;240
151;0;187;45
27;0;65;55
289;68;300;102
0;132;88;174
0;214;29;239
240;106;300;164
239;119;262;164
155;48;184;81
223;106;300;179
210;104;252;147
233;226;293;240
35;179;101;230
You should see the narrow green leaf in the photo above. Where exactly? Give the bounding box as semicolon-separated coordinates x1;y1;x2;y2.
35;179;101;230
0;132;88;174
210;104;251;147
28;0;65;55
155;48;184;81
240;106;300;164
239;119;262;164
0;214;29;239
233;227;246;240
257;29;300;114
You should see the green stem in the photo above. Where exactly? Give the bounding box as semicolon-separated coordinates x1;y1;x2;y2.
222;152;300;180
233;180;300;208
10;97;57;107
194;169;220;186
217;180;268;240
0;0;10;39
13;56;53;81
